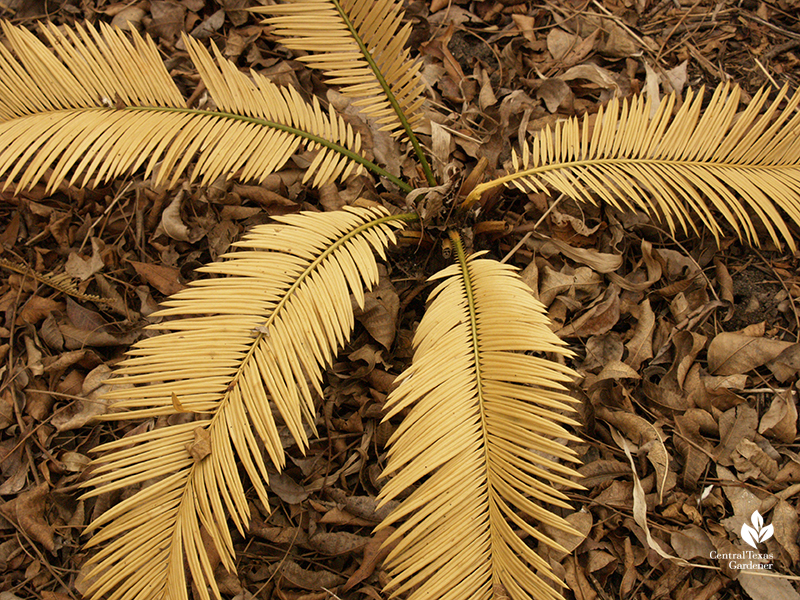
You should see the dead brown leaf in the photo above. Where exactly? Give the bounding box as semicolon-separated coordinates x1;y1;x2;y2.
670;526;715;560
272;559;344;591
18;296;63;326
758;391;798;443
129;260;184;296
268;470;310;505
716;404;758;466
51;364;112;431
308;531;367;556
625;298;655;371
772;499;800;563
353;265;399;350
342;527;394;591
735;438;779;481
185;426;211;462
0;483;55;552
557;285;620;338
148;1;186;41
707;332;793;376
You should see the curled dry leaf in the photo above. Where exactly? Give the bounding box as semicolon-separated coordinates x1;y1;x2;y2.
758;391;798;443
308;531;368;556
51;364;113;432
610;428;681;562
600;408;670;502
538;237;623;273
353;265;399;350
539;265;602;308
556;285;621;338
673;410;715;489
594;360;640;383
0;483;55;552
771;499;800;563
735;439;779;481
271;560;344;591
765;344;800;382
715;405;758;467
625;298;655;371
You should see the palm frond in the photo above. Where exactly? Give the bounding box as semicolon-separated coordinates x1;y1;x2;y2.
466;83;800;250
255;0;425;137
253;0;435;185
0;21;412;193
81;207;412;600
377;233;583;600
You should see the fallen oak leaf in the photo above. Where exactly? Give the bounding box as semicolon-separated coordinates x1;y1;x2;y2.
271;559;344;591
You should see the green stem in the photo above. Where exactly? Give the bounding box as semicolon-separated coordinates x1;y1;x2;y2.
449;230;481;390
128;106;413;193
331;0;437;187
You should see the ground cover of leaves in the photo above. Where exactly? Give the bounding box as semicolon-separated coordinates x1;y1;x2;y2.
1;1;800;599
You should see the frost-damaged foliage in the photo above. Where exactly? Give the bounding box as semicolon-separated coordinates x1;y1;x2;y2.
81;207;409;600
1;1;800;599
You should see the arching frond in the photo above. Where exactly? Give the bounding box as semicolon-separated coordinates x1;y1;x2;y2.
81;207;412;600
253;0;435;186
466;83;800;250
377;233;583;600
0;21;412;193
254;0;426;139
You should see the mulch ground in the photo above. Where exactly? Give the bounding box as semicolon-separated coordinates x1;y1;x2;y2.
1;1;800;599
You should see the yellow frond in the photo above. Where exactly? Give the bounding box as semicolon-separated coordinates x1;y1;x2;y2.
254;0;426;139
377;233;583;600
467;83;800;250
0;21;366;193
81;207;409;600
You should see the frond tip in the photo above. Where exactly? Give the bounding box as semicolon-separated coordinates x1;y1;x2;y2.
467;83;800;250
377;234;584;600
254;0;427;139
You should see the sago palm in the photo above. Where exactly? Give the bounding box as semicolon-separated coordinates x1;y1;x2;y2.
0;2;799;600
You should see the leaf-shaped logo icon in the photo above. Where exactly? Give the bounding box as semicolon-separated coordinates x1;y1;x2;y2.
741;510;774;549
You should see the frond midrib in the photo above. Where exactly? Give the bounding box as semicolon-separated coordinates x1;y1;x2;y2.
3;104;412;193
327;0;436;186
469;155;800;202
91;210;419;600
218;209;418;419
129;105;411;191
448;230;500;584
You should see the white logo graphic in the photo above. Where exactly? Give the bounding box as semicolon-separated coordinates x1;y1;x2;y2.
741;511;774;549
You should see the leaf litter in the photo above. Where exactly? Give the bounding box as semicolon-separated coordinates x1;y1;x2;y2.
1;0;800;599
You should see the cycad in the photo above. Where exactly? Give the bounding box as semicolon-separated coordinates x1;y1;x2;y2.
1;3;800;600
